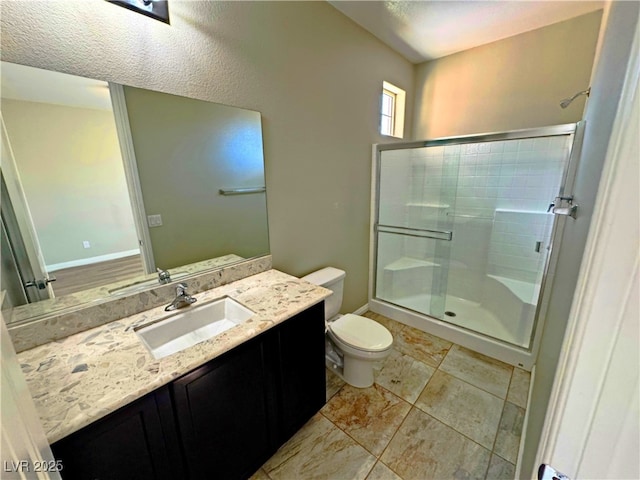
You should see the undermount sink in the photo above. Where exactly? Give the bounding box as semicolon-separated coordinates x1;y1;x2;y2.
135;296;254;359
108;271;190;296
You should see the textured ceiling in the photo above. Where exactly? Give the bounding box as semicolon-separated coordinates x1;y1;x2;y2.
328;1;604;63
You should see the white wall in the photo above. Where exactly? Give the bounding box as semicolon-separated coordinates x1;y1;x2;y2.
122;86;269;270
413;11;602;138
0;0;415;312
1;99;138;267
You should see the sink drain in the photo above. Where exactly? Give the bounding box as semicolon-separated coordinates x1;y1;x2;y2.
444;311;457;317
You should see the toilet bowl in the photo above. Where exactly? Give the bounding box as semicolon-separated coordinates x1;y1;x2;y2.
302;267;393;388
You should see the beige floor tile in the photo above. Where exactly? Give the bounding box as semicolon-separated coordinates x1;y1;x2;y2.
440;344;513;398
393;324;453;368
321;383;411;456
376;349;435;404
486;454;515;480
507;367;531;409
494;402;525;464
263;413;376;480
381;408;491;479
366;461;403;480
415;370;504;449
326;367;345;401
364;311;406;336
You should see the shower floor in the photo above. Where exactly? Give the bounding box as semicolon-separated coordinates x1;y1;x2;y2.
385;293;527;347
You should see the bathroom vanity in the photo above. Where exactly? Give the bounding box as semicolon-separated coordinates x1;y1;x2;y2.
16;270;330;480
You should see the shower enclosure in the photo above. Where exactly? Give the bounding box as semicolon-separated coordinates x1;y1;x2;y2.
369;124;582;368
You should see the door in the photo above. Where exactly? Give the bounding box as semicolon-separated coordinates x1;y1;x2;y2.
534;21;639;479
273;302;326;443
1;116;53;303
1;313;61;480
50;389;177;480
374;144;459;318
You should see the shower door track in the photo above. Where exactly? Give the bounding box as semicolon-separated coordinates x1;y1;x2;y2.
376;123;577;152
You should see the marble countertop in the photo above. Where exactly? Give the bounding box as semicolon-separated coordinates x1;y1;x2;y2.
9;253;246;324
17;270;330;444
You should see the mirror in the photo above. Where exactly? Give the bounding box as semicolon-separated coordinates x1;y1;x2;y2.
1;61;270;324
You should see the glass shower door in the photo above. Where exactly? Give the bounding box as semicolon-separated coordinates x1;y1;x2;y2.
373;124;578;351
374;145;459;319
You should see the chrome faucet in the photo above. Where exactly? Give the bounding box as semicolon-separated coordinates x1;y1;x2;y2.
157;268;172;284
165;283;197;311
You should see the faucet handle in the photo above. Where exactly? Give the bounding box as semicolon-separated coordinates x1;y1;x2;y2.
176;283;188;295
157;268;171;284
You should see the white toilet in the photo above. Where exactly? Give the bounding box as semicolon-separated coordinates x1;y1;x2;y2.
302;267;393;388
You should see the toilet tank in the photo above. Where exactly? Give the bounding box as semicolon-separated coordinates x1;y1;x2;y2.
301;267;346;320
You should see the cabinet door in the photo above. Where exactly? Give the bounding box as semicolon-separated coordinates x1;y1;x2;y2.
51;388;178;480
171;335;272;480
275;301;326;442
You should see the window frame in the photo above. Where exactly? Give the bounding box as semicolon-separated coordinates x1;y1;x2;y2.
380;81;406;138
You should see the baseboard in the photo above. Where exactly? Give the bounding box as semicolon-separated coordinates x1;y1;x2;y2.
353;303;369;315
47;249;140;272
515;364;536;479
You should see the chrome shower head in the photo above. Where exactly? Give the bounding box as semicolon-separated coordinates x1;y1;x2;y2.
560;88;591;109
559;98;574;109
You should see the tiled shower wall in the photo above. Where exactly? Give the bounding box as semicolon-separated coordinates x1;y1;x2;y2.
376;135;571;300
488;210;555;284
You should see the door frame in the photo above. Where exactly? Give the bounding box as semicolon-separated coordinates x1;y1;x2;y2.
109;83;156;275
533;19;639;479
0;114;53;301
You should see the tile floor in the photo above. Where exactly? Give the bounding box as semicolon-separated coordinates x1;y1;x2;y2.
252;312;530;480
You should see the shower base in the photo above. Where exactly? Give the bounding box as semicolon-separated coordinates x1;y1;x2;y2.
370;296;535;369
389;294;527;348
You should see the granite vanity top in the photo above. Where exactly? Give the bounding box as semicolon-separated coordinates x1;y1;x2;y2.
17;270;330;444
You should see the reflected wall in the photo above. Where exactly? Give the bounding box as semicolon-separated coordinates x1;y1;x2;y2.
124;86;268;269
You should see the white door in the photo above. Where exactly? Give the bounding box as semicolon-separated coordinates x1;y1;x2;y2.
534;22;639;480
1;115;54;302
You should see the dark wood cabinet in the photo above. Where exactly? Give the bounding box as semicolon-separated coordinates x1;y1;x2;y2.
51;302;326;480
171;334;273;480
51;387;180;480
273;301;326;443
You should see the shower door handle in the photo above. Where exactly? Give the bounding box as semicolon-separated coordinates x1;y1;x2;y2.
375;224;453;241
549;196;578;219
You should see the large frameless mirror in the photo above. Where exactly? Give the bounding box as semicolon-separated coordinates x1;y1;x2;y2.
1;61;270;324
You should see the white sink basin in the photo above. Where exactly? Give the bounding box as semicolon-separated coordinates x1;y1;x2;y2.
135;296;254;359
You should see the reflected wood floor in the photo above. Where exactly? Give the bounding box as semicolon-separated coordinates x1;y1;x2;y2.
50;255;144;297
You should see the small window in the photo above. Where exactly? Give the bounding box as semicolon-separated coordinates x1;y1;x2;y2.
380;81;405;138
381;89;395;136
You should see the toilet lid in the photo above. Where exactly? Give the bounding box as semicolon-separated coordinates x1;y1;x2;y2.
329;314;393;352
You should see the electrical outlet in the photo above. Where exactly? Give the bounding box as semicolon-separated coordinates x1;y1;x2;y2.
83;240;91;249
147;214;163;227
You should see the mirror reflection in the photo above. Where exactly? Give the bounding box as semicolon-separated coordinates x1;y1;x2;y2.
0;62;269;323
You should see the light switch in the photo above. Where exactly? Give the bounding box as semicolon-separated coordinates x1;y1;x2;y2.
147;214;163;227
82;240;91;249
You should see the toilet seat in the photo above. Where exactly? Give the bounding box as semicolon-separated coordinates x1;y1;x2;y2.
328;314;393;352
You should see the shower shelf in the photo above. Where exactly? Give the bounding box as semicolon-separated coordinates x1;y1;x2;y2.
382;257;440;271
405;203;450;208
446;213;494;220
